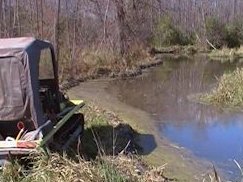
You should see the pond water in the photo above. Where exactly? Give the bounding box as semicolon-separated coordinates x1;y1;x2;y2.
107;55;243;181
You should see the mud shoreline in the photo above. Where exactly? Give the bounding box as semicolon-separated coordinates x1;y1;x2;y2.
60;56;164;90
68;79;216;181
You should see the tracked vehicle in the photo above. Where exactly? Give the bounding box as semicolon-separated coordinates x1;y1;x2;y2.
0;37;84;160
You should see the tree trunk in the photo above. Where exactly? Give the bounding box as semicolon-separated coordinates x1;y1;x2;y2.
28;0;33;34
54;0;61;66
35;0;39;36
9;0;12;37
70;1;79;78
2;0;7;37
16;0;21;35
0;0;2;37
114;0;127;56
103;0;110;42
40;0;44;38
233;0;237;19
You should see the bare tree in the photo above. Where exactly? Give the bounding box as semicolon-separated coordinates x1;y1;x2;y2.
40;0;44;38
113;0;127;55
0;0;242;78
54;0;61;65
0;0;2;36
35;0;39;36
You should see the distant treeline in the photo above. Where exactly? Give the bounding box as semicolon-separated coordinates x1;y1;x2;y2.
0;0;242;76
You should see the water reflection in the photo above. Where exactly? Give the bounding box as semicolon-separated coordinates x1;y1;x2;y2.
160;115;243;180
107;55;243;180
108;56;238;123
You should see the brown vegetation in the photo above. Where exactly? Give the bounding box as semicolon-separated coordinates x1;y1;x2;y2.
0;152;171;182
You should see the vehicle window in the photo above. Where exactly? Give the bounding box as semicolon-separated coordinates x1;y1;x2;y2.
0;57;24;108
39;48;54;79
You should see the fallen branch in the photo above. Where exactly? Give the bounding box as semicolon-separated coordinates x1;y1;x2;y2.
206;39;217;50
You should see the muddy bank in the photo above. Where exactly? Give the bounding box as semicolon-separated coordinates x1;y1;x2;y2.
68;80;214;181
61;55;192;91
60;46;196;90
60;45;209;91
149;45;208;56
60;57;163;91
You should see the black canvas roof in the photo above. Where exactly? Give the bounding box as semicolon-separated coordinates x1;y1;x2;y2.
0;37;52;60
0;37;51;51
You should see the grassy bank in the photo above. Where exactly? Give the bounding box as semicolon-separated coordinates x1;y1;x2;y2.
150;45;207;56
60;44;152;83
208;46;243;62
0;152;170;182
0;104;171;182
60;45;207;90
198;68;243;109
0;153;170;182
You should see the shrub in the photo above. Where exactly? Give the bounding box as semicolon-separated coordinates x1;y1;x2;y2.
224;22;242;48
225;25;240;48
152;16;193;47
206;17;243;48
205;17;226;48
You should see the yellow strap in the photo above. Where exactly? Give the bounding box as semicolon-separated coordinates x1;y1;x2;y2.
16;128;24;141
70;99;84;105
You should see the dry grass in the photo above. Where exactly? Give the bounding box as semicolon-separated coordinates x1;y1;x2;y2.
0;152;171;182
199;68;243;108
0;153;105;182
59;43;151;81
1;152;223;182
208;46;243;62
103;155;169;182
152;45;204;55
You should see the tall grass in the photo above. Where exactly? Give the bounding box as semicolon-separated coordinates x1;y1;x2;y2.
199;68;243;108
98;160;127;182
208;46;243;61
0;153;114;182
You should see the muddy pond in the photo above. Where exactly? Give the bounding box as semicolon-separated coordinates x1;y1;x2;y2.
106;55;243;181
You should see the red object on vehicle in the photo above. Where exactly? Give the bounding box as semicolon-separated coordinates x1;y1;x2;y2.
16;141;37;149
17;121;25;130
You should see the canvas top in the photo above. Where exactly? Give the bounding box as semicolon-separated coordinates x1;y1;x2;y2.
0;37;53;128
0;37;50;50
